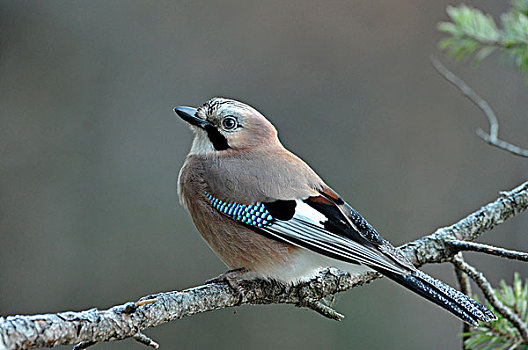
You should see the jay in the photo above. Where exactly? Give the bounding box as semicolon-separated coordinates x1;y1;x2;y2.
175;97;495;325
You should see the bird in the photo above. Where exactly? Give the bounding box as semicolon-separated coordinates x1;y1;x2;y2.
174;97;496;325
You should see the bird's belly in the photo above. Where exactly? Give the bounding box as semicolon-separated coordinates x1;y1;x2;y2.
249;248;372;283
190;205;306;278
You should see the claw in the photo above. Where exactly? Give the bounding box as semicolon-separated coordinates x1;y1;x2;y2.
206;268;248;305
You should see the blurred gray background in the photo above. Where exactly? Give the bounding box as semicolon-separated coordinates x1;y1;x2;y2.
1;1;527;349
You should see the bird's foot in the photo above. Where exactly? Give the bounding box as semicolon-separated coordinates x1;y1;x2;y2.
206;268;249;305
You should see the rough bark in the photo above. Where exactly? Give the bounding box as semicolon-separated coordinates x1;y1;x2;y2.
1;180;527;350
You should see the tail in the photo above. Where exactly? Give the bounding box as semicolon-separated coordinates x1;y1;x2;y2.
384;270;496;325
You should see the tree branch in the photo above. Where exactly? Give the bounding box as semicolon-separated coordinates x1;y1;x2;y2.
1;180;527;349
452;255;528;343
431;57;528;157
454;253;473;350
446;239;528;261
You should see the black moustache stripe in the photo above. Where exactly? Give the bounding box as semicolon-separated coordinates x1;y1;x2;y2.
204;125;230;151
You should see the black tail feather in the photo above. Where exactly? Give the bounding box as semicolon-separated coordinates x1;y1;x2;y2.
383;270;496;325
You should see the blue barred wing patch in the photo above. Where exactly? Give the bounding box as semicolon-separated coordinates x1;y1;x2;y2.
205;192;274;227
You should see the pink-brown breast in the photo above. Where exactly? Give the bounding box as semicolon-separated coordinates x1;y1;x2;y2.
177;154;305;278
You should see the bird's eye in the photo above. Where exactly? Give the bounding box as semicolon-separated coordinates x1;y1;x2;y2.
222;116;238;130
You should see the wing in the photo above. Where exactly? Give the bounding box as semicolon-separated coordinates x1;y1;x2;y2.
204;186;414;275
205;188;497;325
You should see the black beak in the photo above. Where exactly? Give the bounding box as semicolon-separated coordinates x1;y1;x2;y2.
173;106;212;129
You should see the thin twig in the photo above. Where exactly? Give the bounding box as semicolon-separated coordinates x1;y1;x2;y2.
447;239;528;261
133;332;159;349
454;253;473;350
72;341;96;350
297;298;345;321
431;57;528;157
454;255;473;298
476;129;528;157
452;255;528;343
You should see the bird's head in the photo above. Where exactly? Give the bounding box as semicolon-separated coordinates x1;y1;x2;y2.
174;97;278;155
